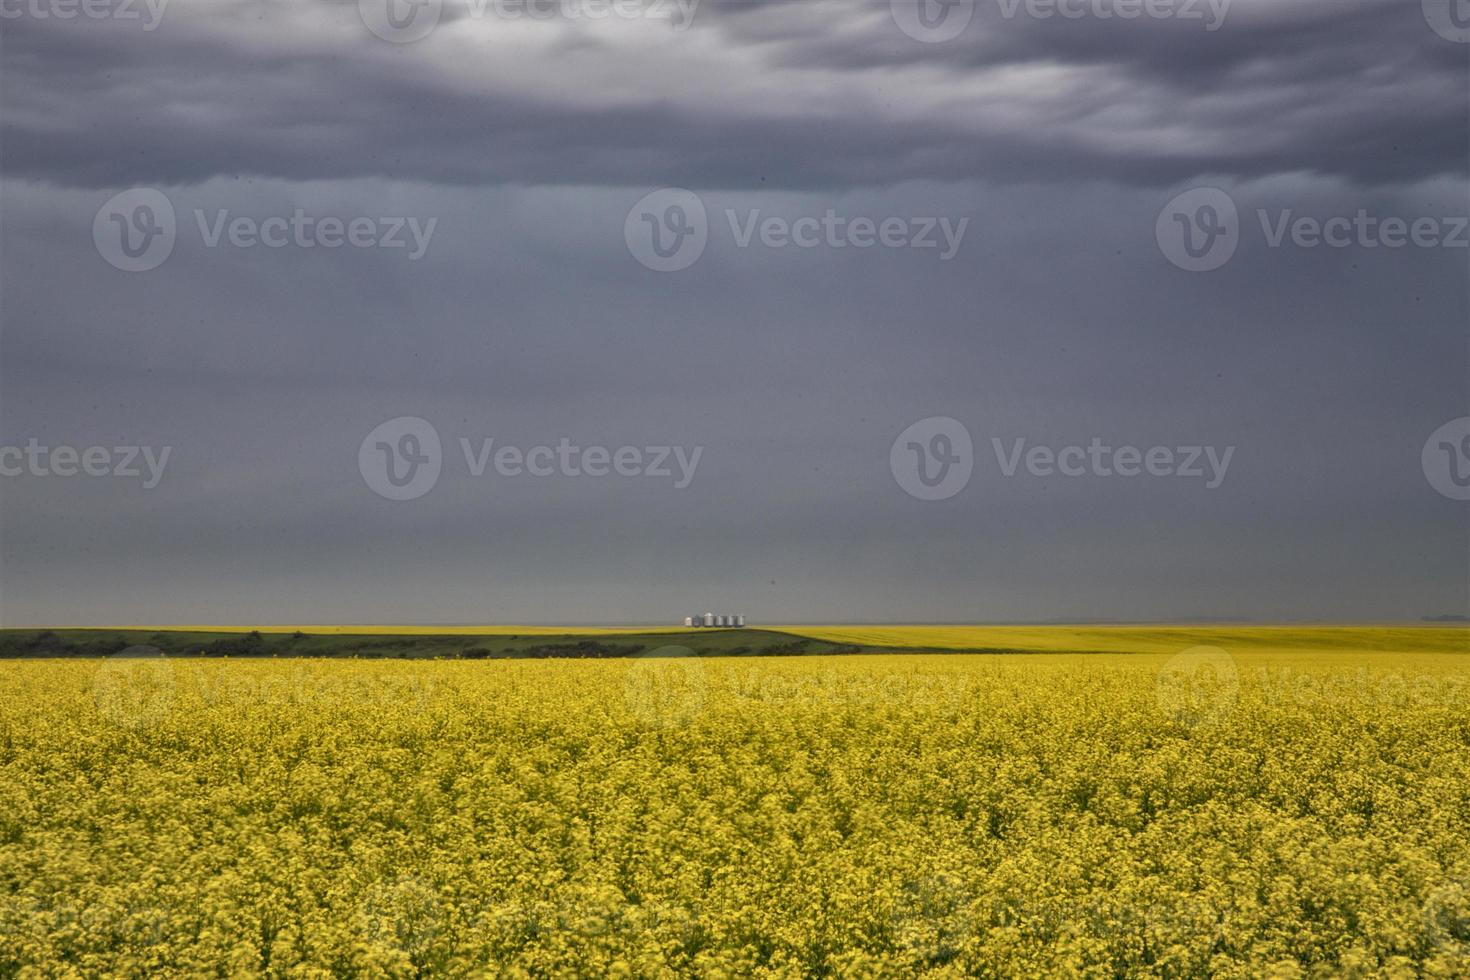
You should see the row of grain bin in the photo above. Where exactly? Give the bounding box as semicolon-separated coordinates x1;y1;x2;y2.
682;613;746;628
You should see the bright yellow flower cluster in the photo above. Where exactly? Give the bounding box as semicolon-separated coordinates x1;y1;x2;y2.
2;648;1468;977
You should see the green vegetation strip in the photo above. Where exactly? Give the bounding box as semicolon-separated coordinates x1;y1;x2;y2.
0;629;866;659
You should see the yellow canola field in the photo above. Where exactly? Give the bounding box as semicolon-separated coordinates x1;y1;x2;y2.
777;624;1469;656
2;648;1469;977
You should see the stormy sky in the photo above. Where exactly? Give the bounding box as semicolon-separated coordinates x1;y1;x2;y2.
0;0;1467;626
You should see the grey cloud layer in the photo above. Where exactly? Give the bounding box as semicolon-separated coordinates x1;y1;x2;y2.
1;0;1465;191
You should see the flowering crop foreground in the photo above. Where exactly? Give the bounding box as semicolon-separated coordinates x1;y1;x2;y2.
2;649;1469;977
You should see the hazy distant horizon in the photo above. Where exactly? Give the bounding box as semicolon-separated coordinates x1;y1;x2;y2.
5;617;1467;631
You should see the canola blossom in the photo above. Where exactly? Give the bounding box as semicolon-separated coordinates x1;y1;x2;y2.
2;648;1469;977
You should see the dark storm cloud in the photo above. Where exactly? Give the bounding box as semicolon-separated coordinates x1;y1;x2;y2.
0;0;1466;626
0;0;1464;191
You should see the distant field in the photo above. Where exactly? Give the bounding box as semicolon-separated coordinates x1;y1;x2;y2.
3;651;1469;976
0;628;863;660
62;624;693;636
775;624;1470;656
1;624;1464;659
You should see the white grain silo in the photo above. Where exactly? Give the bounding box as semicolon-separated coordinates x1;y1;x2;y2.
683;616;694;627
703;612;715;627
735;615;745;628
